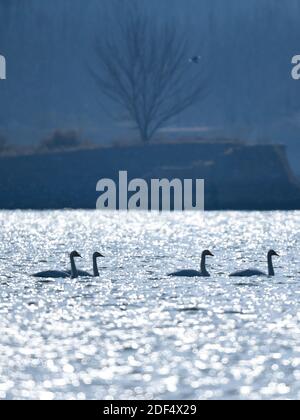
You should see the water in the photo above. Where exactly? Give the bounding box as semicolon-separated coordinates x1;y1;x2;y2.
0;210;300;400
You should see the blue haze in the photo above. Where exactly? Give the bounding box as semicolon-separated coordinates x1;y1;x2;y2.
1;0;300;171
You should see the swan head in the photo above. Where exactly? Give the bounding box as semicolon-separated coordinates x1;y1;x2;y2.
93;252;105;259
268;250;279;258
202;250;214;257
70;251;82;259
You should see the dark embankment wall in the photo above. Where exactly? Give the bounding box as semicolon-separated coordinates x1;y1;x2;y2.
0;143;300;210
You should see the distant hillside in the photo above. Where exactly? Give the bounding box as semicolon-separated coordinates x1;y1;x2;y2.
0;142;300;210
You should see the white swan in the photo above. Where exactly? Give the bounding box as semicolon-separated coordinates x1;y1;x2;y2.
168;250;214;277
66;252;104;277
229;250;279;277
32;251;82;279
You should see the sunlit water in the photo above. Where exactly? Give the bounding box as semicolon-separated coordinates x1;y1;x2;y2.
0;210;300;400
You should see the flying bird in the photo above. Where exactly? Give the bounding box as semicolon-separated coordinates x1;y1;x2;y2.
189;55;202;64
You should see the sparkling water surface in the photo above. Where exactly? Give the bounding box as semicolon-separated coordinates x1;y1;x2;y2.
0;210;300;400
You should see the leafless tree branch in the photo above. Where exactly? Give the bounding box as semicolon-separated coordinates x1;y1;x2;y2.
91;0;207;143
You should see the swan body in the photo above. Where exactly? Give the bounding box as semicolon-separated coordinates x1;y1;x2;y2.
32;270;69;279
229;250;279;278
168;250;214;277
32;251;82;279
229;269;267;278
73;270;92;277
169;269;207;278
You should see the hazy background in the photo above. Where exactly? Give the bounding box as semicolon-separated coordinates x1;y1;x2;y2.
1;0;300;173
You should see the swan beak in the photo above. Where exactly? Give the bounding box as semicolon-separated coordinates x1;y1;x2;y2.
275;252;279;257
95;253;105;258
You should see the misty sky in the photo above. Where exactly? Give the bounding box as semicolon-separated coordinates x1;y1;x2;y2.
1;0;300;170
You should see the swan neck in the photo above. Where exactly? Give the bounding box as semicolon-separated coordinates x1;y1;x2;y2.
70;255;78;279
268;254;275;276
93;257;99;277
201;254;208;275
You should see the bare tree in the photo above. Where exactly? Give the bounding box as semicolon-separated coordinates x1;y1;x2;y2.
91;0;207;143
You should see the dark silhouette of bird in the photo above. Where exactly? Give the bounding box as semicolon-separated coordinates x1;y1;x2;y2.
189;56;202;64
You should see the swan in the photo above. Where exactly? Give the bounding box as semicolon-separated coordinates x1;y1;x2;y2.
229;250;279;277
66;252;104;277
92;252;105;277
32;251;82;279
168;250;214;277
